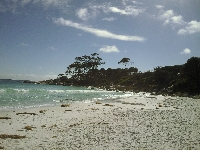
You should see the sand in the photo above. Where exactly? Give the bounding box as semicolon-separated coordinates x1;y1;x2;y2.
0;94;200;150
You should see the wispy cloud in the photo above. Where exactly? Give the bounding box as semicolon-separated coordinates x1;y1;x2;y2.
83;1;144;17
75;2;144;21
181;48;191;54
33;0;70;9
102;17;116;21
0;0;70;13
99;45;120;53
109;6;144;16
178;20;200;35
122;0;142;6
53;18;146;42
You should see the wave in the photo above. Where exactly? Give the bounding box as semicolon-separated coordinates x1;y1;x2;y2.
0;83;130;110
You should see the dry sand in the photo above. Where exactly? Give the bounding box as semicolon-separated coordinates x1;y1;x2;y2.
0;94;200;150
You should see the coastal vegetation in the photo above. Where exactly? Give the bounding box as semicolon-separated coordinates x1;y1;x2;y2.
42;54;200;96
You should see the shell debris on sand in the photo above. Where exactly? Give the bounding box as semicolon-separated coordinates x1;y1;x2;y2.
0;96;199;149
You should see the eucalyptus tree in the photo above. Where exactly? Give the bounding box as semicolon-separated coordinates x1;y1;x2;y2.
65;53;105;85
118;57;131;67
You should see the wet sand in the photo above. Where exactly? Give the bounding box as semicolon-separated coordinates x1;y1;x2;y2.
0;94;200;149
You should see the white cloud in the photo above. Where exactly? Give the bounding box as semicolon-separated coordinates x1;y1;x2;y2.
76;8;89;21
99;45;120;53
82;2;143;17
109;6;144;16
155;5;164;9
102;17;116;21
109;7;125;14
157;7;199;35
181;48;191;54
178;20;200;35
171;15;184;25
53;18;146;42
76;3;103;21
158;9;185;27
159;9;174;20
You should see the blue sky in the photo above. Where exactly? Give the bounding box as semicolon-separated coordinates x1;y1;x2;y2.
0;0;200;81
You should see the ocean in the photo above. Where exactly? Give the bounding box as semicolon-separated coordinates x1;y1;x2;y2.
0;79;131;110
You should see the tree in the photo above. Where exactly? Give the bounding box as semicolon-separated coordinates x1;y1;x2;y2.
128;67;138;74
118;58;131;67
58;74;64;78
181;57;200;93
154;69;172;89
65;53;105;85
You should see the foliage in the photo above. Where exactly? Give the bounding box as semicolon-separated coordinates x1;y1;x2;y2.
65;53;105;84
154;69;172;88
51;55;200;95
118;57;131;67
173;57;200;94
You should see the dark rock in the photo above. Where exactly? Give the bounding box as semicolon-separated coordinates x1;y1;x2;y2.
61;104;70;107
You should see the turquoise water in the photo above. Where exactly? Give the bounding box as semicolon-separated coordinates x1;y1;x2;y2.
0;80;128;110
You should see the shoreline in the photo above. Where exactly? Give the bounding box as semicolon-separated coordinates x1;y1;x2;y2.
0;95;199;149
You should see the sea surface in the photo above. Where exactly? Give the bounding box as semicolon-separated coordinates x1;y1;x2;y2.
0;79;131;110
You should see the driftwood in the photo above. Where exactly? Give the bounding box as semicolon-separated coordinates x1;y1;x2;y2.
146;96;157;99
91;108;99;110
24;126;36;130
0;117;11;119
0;134;26;139
16;112;37;115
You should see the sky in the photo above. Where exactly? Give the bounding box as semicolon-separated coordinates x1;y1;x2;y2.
0;0;200;81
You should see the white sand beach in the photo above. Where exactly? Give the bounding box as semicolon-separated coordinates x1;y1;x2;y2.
0;94;200;150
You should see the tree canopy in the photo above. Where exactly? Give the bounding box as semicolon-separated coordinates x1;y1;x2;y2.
65;53;105;84
118;58;131;67
47;55;200;95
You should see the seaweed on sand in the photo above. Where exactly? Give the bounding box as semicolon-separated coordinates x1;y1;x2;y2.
0;134;26;139
16;112;37;115
0;117;11;119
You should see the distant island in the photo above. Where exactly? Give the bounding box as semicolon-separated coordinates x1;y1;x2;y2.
0;79;12;81
0;79;40;84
